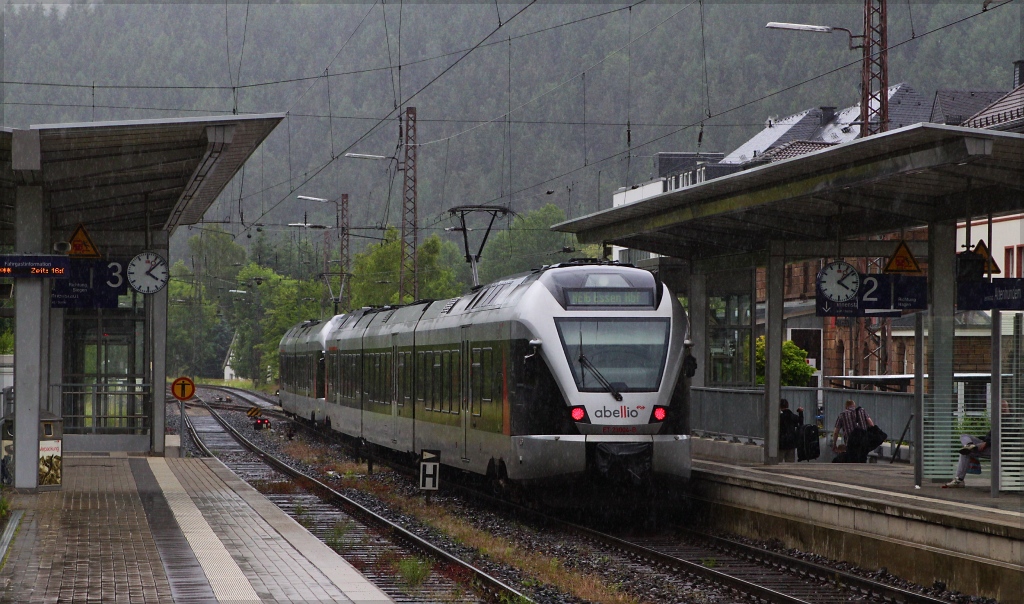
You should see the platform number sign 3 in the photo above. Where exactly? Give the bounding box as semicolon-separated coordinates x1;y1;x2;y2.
127;251;169;294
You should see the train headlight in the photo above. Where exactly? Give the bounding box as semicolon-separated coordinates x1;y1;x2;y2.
651;406;667;422
570;406;588;422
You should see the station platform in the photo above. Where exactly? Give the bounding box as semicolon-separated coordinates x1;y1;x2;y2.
0;454;393;603
689;453;1023;602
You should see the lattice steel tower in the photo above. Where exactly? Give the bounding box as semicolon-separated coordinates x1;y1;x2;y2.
339;193;351;310
859;0;888;136
399;107;418;303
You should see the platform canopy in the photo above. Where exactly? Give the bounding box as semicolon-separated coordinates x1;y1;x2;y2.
0;113;284;246
553;124;1023;260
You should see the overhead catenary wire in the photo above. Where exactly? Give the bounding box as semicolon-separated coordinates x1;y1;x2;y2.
460;0;1018;211
240;1;538;237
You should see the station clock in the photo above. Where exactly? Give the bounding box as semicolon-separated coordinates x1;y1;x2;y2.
127;251;169;294
816;261;860;303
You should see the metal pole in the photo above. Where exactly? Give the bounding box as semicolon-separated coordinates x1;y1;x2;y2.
991;310;1001;497
179;398;185;458
914;311;924;486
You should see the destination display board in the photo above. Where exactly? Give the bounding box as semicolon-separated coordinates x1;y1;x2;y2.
565;288;653;307
957;279;1024;311
0;255;70;278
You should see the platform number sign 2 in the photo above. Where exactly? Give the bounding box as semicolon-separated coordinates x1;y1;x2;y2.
419;450;440;491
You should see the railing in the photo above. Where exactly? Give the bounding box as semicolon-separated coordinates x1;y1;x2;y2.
52;382;152;435
692;386;914;447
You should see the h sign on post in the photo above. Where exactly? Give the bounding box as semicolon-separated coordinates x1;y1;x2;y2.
419;449;440;491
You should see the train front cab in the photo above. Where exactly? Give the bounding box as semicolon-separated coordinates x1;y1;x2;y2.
501;271;691;486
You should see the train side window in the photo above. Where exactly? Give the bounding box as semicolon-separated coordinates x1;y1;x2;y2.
480;347;493;414
441;351;450;413
416;352;426;406
432;352;442;412
452;350;460;417
471;348;482;417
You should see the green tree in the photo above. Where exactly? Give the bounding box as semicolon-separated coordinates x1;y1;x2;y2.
186;226;247;300
755;335;816;387
221;263;323;385
349;228;463;307
166;260;223;377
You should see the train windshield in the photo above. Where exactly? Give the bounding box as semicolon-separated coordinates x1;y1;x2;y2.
555;318;670;392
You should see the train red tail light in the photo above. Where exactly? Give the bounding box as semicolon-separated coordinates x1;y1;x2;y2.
651;406;667;422
570;406;588;422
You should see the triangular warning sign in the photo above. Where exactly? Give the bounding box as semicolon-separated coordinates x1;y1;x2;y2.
972;240;1001;274
68;225;101;258
884;240;922;274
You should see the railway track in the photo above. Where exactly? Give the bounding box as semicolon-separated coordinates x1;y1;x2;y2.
184;393;529;604
195;387;956;604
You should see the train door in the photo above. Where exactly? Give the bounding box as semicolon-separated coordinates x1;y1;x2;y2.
461;326;471;462
391;334;400;444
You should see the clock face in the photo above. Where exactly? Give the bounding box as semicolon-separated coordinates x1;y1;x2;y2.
817;261;860;303
127;252;169;294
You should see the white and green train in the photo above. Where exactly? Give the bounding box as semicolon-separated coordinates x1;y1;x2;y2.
279;261;691;489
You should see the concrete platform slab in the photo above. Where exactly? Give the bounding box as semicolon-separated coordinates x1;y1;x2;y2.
690;456;1023;602
0;455;394;603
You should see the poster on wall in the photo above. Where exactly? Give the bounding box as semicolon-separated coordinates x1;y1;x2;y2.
38;440;61;486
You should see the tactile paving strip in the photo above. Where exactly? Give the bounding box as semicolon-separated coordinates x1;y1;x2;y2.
130;458;218;604
147;458;261;603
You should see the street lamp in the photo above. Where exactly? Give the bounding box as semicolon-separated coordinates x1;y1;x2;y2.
765;22;861;49
765;6;889;138
297;194;349;314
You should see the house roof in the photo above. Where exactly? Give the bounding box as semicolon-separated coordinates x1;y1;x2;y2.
930;90;1007;125
962;84;1024;132
721;83;930;164
753;140;836;163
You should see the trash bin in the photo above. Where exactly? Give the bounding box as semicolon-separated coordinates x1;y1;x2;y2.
38;411;63;488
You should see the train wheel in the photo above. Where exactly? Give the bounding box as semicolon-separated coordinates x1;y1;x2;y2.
488;460;511;496
325;416;332;430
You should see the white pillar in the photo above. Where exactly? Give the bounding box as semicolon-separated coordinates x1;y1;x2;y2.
765;242;785;463
14;186;45;489
151;235;169;454
925;221;956;480
689;272;706;389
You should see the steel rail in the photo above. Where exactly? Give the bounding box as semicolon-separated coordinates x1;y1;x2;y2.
196;397;531;604
684;529;952;604
181;406;214;458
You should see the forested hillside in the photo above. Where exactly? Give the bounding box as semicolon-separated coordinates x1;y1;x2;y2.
2;2;1017;379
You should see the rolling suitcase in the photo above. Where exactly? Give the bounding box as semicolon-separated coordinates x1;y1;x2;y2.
797;424;820;461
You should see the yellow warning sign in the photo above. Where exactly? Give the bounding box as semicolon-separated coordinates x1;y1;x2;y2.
246;407;262;418
68;225;101;258
884;240;922;274
971;240;1001;274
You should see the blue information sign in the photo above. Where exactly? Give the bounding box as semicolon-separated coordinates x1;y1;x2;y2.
0;254;70;278
957;279;1024;311
817;274;927;317
50;259;129;309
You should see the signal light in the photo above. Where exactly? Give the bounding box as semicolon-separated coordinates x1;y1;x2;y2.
652;406;667;422
570;406;587;422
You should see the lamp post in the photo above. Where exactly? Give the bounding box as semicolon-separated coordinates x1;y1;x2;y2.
766;0;888;137
296;194;349;313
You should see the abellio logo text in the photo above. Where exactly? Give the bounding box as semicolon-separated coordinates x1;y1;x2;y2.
593;405;639;419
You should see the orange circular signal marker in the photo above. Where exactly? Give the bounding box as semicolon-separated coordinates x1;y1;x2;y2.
171;376;196;401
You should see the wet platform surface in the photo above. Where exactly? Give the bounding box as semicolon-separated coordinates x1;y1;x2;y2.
0;455;393;603
698;457;1024;517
